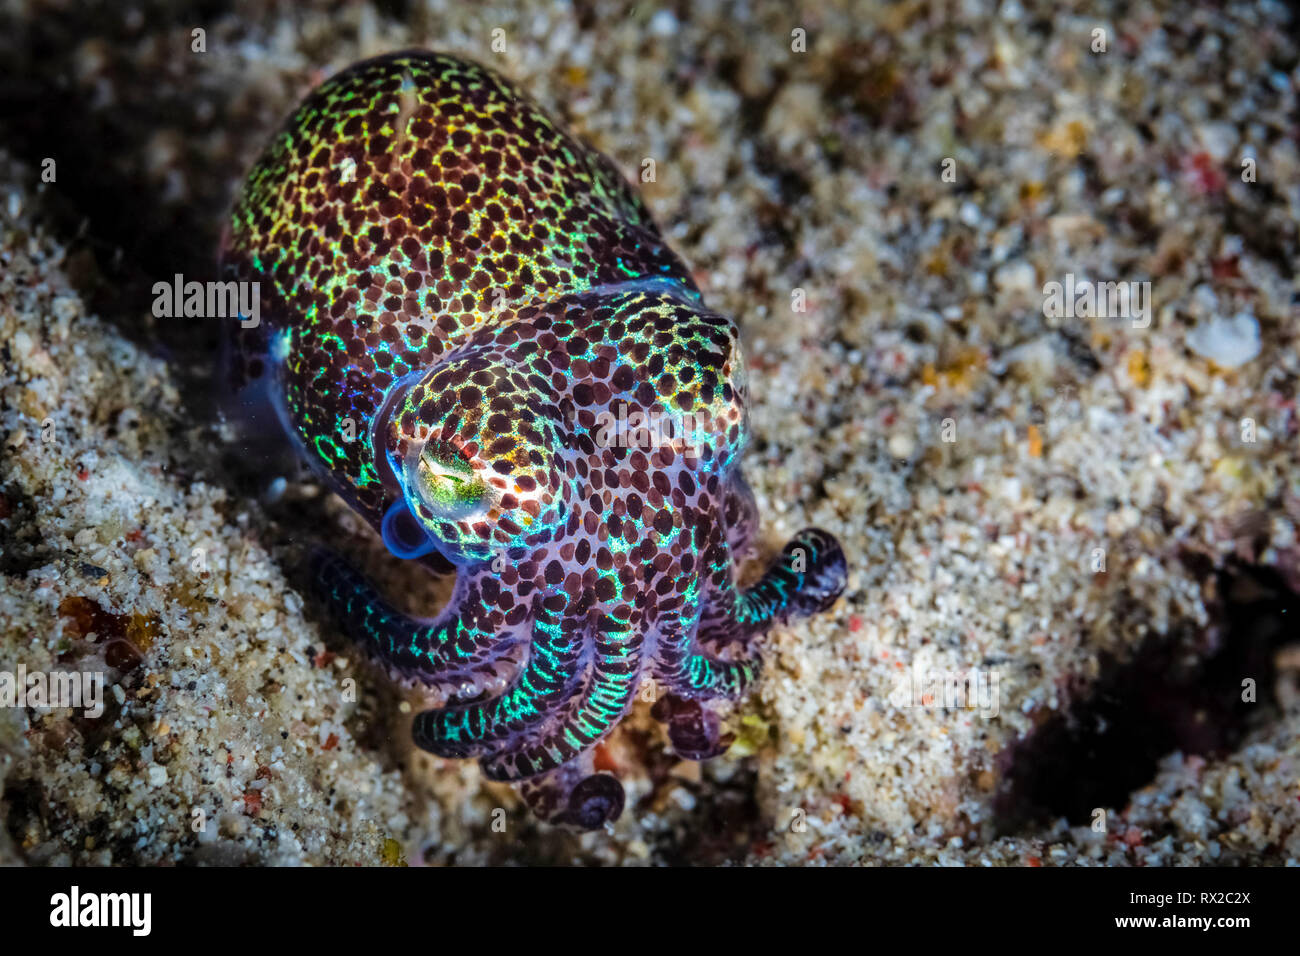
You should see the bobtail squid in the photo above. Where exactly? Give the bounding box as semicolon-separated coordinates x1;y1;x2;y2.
220;51;846;829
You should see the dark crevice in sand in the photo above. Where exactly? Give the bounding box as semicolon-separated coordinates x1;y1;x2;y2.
992;559;1299;833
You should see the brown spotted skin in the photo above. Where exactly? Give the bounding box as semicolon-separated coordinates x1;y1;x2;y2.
223;51;846;829
222;50;695;524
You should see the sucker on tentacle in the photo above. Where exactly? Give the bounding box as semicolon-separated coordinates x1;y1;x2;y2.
222;50;846;828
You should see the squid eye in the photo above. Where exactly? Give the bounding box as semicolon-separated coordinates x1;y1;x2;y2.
412;443;489;521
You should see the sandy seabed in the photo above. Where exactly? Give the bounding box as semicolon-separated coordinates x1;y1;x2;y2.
1;0;1298;865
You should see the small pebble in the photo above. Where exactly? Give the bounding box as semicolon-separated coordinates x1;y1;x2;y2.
1186;311;1261;368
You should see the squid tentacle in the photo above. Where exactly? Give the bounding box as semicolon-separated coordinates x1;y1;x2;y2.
700;527;847;648
309;551;519;691
722;474;760;558
480;610;645;782
516;755;625;830
651;590;762;702
411;595;588;759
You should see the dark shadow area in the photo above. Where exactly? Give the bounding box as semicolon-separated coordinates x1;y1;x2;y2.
0;0;275;424
0;0;350;512
993;560;1299;830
